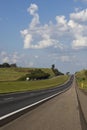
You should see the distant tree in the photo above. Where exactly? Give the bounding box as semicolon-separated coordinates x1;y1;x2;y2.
29;69;50;80
0;64;2;68
51;64;64;76
21;69;51;81
51;64;55;70
10;63;17;68
2;63;10;68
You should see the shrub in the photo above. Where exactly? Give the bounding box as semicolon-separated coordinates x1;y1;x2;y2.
18;69;50;81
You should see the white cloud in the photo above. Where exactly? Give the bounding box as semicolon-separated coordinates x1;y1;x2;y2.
0;51;23;64
27;3;38;15
56;16;67;25
27;3;40;28
24;34;33;49
70;9;87;22
11;52;20;63
68;9;87;49
60;56;70;62
2;56;9;63
72;35;87;49
20;29;28;36
20;4;87;51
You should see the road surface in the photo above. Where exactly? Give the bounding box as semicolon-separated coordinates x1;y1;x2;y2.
0;79;85;130
0;76;73;121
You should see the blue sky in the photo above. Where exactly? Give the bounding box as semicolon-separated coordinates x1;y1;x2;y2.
0;0;87;73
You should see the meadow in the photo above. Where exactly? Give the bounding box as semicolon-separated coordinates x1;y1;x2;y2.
0;68;68;93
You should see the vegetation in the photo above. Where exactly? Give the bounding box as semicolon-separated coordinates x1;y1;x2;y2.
0;75;69;93
0;67;54;81
0;64;68;93
0;63;17;68
51;64;64;76
18;69;50;81
75;69;87;89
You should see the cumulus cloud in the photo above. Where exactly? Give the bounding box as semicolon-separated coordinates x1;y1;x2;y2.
72;35;87;49
69;9;87;49
20;4;66;50
70;9;87;22
0;51;22;64
27;3;40;28
20;3;87;51
24;34;33;49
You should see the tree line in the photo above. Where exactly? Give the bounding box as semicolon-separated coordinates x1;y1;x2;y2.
0;63;17;68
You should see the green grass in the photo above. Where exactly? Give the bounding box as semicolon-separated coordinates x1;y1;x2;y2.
75;69;87;90
0;75;69;93
0;67;55;81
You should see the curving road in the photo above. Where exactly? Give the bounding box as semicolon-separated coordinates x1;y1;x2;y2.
0;75;73;124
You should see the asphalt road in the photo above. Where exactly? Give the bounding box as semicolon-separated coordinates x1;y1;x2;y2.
0;78;83;130
0;75;73;121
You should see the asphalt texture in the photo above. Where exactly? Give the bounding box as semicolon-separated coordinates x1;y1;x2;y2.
0;76;73;118
0;80;83;130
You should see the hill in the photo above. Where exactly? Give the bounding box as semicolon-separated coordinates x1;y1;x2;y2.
0;67;55;81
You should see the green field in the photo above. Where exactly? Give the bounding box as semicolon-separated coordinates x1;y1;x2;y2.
0;68;68;93
0;67;55;81
75;69;87;90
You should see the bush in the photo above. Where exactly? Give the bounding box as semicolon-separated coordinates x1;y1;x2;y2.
27;69;50;80
18;69;50;81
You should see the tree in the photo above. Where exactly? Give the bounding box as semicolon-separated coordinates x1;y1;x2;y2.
51;64;55;70
51;64;64;76
10;63;17;68
2;63;10;68
19;69;50;81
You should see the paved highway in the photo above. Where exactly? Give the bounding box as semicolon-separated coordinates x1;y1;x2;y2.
1;77;85;130
0;75;73;126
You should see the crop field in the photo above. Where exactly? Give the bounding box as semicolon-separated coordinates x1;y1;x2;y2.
0;68;69;93
75;69;87;90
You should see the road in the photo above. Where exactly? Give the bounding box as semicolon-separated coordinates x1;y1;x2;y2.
0;76;73;122
0;78;86;130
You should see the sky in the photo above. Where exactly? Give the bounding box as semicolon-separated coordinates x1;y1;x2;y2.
0;0;87;73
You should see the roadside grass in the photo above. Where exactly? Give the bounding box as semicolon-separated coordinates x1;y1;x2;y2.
0;75;69;93
0;68;55;81
75;69;87;90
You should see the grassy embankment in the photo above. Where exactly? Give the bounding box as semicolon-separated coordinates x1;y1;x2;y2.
0;68;69;93
75;69;87;90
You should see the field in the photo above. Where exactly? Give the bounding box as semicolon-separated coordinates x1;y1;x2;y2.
0;67;55;81
0;67;69;93
75;69;87;90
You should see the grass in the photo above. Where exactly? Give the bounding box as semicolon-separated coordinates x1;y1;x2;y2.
0;75;69;93
0;67;55;81
75;69;87;90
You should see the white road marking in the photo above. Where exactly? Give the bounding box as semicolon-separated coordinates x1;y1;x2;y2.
0;87;70;121
4;97;14;101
